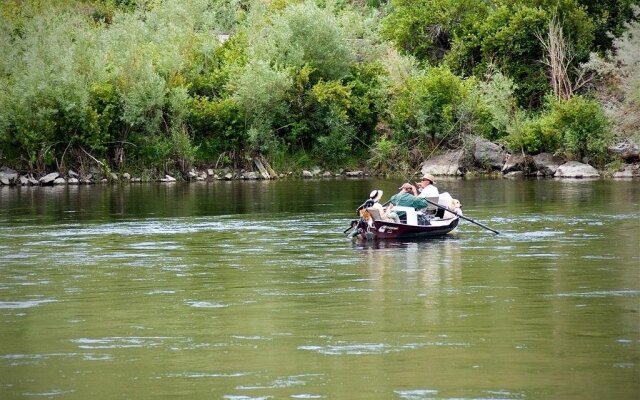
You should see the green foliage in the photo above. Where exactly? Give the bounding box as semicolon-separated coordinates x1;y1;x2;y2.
382;0;490;65
506;96;611;165
389;66;476;146
188;96;246;158
549;95;612;164
478;70;519;139
367;136;409;172
0;0;633;173
249;1;352;83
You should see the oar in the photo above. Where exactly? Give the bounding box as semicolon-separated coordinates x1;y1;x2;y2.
424;198;500;235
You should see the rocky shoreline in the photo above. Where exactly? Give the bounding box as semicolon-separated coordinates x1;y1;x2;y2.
1;137;638;186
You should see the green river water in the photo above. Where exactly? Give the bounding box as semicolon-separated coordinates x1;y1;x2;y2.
0;178;638;399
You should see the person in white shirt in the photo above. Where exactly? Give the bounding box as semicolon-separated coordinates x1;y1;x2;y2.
416;173;439;198
402;174;440;198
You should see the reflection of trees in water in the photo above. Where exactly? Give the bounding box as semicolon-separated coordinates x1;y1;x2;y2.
359;238;462;318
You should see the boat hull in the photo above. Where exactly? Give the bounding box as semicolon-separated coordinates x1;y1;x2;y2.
356;217;459;240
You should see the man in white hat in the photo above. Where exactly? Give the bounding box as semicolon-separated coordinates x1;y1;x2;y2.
400;174;439;198
416;173;439;198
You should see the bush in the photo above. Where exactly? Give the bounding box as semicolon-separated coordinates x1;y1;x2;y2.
551;96;611;165
505;96;611;165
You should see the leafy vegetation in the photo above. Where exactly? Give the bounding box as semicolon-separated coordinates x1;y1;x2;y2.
0;0;638;175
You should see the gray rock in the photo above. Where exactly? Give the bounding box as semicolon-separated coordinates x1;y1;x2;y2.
311;166;322;176
533;153;565;176
0;167;18;184
39;172;60;184
122;172;131;180
53;177;66;185
609;139;639;162
68;170;79;178
322;171;332;178
110;173;119;181
612;164;639;178
131;177;142;182
302;170;313;178
504;171;524;179
246;171;258;180
28;176;39;185
345;170;363;177
502;153;532;173
207;169;214;176
160;175;177;182
554;161;599;178
19;175;30;185
421;150;465;176
224;173;233;180
473;138;508;170
68;177;80;185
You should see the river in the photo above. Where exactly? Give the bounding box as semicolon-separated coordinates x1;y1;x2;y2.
0;178;638;399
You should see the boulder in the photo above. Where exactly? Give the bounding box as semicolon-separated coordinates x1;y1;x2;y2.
122;172;131;180
504;171;524;179
110;173;119;181
53;177;66;185
68;170;79;178
502;153;533;174
160;175;177;182
224;173;233;180
68;177;80;185
322;171;332;178
39;172;60;185
345;170;364;177
609;139;639;162
554;161;599;178
245;171;258;180
0;167;18;185
473;138;508;170
421;150;465;176
19;175;30;185
207;169;214;176
612;164;639;178
533;153;565;176
302;170;313;178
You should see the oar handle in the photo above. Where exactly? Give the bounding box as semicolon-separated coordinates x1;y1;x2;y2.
424;199;500;235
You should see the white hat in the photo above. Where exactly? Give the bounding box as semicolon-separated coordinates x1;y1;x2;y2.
421;173;436;184
369;189;383;202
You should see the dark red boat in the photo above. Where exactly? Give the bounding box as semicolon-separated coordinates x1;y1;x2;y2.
346;205;460;241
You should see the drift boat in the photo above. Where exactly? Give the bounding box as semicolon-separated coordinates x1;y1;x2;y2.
345;196;461;241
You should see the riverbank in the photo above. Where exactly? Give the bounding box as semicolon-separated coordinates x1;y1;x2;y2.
2;136;639;186
1;160;638;188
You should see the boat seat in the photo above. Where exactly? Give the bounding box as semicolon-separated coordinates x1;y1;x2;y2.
393;206;418;225
424;196;440;214
366;207;383;221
